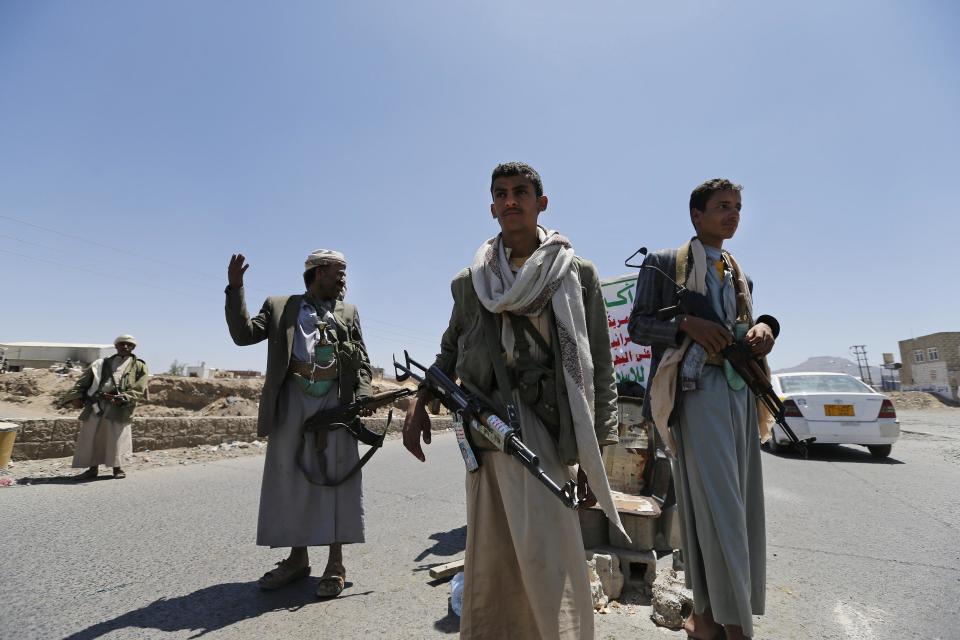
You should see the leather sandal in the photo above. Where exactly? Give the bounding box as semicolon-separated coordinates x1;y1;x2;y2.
113;468;126;479
73;468;98;481
316;571;345;598
258;560;311;590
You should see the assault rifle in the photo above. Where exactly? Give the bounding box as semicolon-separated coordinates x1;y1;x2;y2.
298;387;414;486
393;350;582;510
626;247;815;457
303;388;415;445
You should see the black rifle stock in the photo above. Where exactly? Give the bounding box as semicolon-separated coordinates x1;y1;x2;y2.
393;350;581;510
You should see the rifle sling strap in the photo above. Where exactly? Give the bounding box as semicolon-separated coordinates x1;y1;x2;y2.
295;418;387;487
480;308;522;433
509;313;553;361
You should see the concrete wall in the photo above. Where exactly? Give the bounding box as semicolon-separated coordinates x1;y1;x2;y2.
9;415;452;461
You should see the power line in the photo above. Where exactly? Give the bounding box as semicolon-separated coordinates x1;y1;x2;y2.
0;212;227;283
0;247;206;299
849;345;874;386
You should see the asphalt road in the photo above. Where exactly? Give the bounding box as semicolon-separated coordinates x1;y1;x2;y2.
1;410;958;640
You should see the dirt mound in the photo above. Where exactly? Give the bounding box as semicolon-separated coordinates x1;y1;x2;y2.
0;368;75;400
0;369;265;417
887;391;958;411
146;375;262;410
0;369;421;419
200;396;261;416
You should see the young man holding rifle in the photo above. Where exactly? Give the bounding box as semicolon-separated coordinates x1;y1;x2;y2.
403;161;624;640
628;178;779;640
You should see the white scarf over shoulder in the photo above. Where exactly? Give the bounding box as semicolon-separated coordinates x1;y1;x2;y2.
471;226;626;536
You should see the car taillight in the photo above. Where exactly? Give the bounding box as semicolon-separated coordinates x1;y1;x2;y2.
783;399;803;418
878;399;897;419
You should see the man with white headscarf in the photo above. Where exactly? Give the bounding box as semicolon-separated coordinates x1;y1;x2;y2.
403;162;623;640
61;335;149;480
225;249;372;598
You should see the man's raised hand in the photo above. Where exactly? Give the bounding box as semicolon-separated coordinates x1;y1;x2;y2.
228;254;249;289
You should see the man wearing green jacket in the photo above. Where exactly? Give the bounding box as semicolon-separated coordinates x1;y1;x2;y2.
61;335;149;480
403;162;623;640
226;249;373;598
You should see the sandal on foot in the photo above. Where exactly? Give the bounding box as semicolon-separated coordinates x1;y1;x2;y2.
73;468;98;481
113;469;126;479
316;572;345;598
258;560;311;590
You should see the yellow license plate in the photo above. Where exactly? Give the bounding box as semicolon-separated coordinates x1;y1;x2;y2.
825;405;854;417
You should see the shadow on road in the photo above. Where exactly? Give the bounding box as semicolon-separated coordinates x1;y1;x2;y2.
414;525;466;562
61;580;373;639
763;443;904;465
17;474;117;485
433;607;460;634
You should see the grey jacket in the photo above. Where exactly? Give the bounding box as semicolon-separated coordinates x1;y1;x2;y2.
225;286;373;437
434;257;618;464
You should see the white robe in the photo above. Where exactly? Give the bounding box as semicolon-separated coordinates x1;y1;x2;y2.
71;356;134;468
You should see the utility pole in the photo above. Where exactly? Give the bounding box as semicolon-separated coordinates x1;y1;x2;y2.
850;345;874;386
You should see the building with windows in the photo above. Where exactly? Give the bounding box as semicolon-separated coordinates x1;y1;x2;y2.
898;332;960;401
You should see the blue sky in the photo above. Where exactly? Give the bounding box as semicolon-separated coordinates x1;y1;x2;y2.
1;1;957;374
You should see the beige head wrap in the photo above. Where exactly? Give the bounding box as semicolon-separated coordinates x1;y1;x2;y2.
114;334;137;346
304;249;346;273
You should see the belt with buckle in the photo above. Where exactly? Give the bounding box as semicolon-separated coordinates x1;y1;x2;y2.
288;358;339;383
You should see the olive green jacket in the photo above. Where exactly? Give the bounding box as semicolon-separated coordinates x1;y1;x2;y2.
434;257;618;465
225;286;373;437
61;355;150;423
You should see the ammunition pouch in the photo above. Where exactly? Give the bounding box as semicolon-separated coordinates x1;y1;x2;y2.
337;341;365;369
511;363;561;436
507;313;561;438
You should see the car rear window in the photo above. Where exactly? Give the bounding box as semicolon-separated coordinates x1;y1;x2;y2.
779;375;874;394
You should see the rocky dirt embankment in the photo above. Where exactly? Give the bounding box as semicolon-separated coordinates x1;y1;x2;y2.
0;370;266;418
887;391;958;411
0;369;417;419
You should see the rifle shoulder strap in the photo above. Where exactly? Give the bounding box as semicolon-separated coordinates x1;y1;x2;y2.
296;433;382;488
508;313;553;361
296;415;387;487
479;308;522;432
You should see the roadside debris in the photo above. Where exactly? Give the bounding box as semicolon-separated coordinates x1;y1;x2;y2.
650;568;693;630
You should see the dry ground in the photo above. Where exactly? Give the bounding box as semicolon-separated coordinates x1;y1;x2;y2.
0;368;416;419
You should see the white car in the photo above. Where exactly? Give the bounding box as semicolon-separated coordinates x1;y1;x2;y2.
768;372;900;458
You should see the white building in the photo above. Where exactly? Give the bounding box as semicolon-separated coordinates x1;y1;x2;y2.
0;342;114;371
184;362;212;379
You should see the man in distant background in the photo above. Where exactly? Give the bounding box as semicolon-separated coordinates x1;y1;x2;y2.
61;335;149;480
